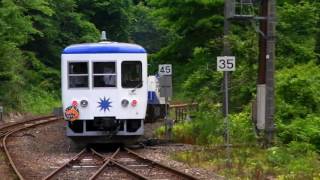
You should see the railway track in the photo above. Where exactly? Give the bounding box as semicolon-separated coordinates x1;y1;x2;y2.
0;116;199;180
44;147;199;180
0;115;61;180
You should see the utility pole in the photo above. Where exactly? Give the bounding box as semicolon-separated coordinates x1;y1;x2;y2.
224;0;276;146
257;0;276;146
264;0;276;146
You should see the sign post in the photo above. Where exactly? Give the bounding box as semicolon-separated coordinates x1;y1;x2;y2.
159;64;173;140
217;56;235;168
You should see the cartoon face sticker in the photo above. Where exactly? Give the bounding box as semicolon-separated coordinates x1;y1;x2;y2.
65;105;79;121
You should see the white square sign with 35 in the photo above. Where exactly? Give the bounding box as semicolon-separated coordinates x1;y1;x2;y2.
217;56;236;71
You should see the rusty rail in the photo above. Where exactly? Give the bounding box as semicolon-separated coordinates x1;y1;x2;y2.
2;116;60;180
42;147;89;180
0;115;54;132
124;147;199;180
88;147;120;180
44;145;199;180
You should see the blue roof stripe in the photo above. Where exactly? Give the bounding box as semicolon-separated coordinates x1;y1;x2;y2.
62;42;146;54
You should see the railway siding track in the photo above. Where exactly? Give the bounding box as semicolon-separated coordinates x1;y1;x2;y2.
89;147;149;180
0;115;60;180
45;146;199;180
43;147;106;180
122;147;198;179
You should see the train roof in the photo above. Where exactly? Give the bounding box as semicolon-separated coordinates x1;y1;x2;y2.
62;42;146;54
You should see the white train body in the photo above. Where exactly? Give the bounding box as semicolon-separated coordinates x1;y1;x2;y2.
146;76;167;122
61;42;147;139
147;75;165;105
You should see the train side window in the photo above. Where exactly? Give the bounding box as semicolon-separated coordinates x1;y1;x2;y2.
93;62;116;87
122;61;142;88
68;62;89;88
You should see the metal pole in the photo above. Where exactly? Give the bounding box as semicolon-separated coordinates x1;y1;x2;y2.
256;0;268;134
223;0;231;168
258;0;267;85
265;0;276;146
165;96;168;139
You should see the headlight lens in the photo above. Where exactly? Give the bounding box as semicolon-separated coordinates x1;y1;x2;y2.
80;100;88;107
131;100;138;107
121;99;129;107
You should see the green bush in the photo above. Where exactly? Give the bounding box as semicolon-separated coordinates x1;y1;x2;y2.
267;142;319;178
276;62;320;150
171;104;224;145
229;110;256;144
276;62;320;122
21;86;60;115
277;115;320;149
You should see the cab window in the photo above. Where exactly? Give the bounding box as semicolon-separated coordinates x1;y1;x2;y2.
122;61;142;88
68;62;88;88
93;62;116;87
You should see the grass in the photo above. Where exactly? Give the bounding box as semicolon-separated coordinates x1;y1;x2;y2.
157;106;320;179
21;86;61;115
171;143;320;179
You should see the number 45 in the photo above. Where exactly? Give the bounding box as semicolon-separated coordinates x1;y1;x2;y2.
159;64;172;75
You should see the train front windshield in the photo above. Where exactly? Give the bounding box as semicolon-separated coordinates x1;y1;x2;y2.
93;62;116;87
68;62;89;88
67;61;143;89
121;61;142;88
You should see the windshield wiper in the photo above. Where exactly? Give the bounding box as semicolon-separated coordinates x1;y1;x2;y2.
131;81;142;93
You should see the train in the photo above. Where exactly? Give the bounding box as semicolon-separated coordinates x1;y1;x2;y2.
146;75;167;122
61;35;165;143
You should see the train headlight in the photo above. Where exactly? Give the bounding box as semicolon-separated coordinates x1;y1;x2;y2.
131;100;138;107
72;100;78;107
80;100;88;107
121;99;129;107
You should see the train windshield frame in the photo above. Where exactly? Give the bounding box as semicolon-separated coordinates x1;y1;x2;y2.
92;61;117;88
68;62;89;88
121;61;142;88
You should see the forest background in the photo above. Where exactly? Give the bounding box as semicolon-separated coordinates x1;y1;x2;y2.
0;0;319;178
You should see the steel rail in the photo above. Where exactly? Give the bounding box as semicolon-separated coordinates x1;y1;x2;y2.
124;147;199;180
0;115;54;131
89;147;120;180
89;148;106;160
43;147;116;180
90;148;149;179
90;147;148;180
2;116;60;180
109;159;149;180
42;147;88;180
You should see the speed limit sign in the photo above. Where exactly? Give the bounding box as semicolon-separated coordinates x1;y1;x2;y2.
217;56;235;71
159;64;172;75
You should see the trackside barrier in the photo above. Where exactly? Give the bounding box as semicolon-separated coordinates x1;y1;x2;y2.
170;103;198;122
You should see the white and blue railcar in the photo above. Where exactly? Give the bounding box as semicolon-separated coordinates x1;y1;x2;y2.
61;41;147;141
146;75;166;122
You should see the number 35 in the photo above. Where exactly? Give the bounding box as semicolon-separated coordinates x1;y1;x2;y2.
219;59;234;69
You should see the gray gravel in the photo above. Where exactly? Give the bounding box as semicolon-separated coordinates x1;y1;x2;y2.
5;119;223;180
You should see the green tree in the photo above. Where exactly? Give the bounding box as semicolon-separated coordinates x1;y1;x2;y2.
0;0;52;109
23;0;99;69
129;2;173;53
77;0;132;41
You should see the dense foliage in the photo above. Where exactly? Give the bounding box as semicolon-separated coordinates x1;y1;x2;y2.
149;0;320;178
0;0;169;113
